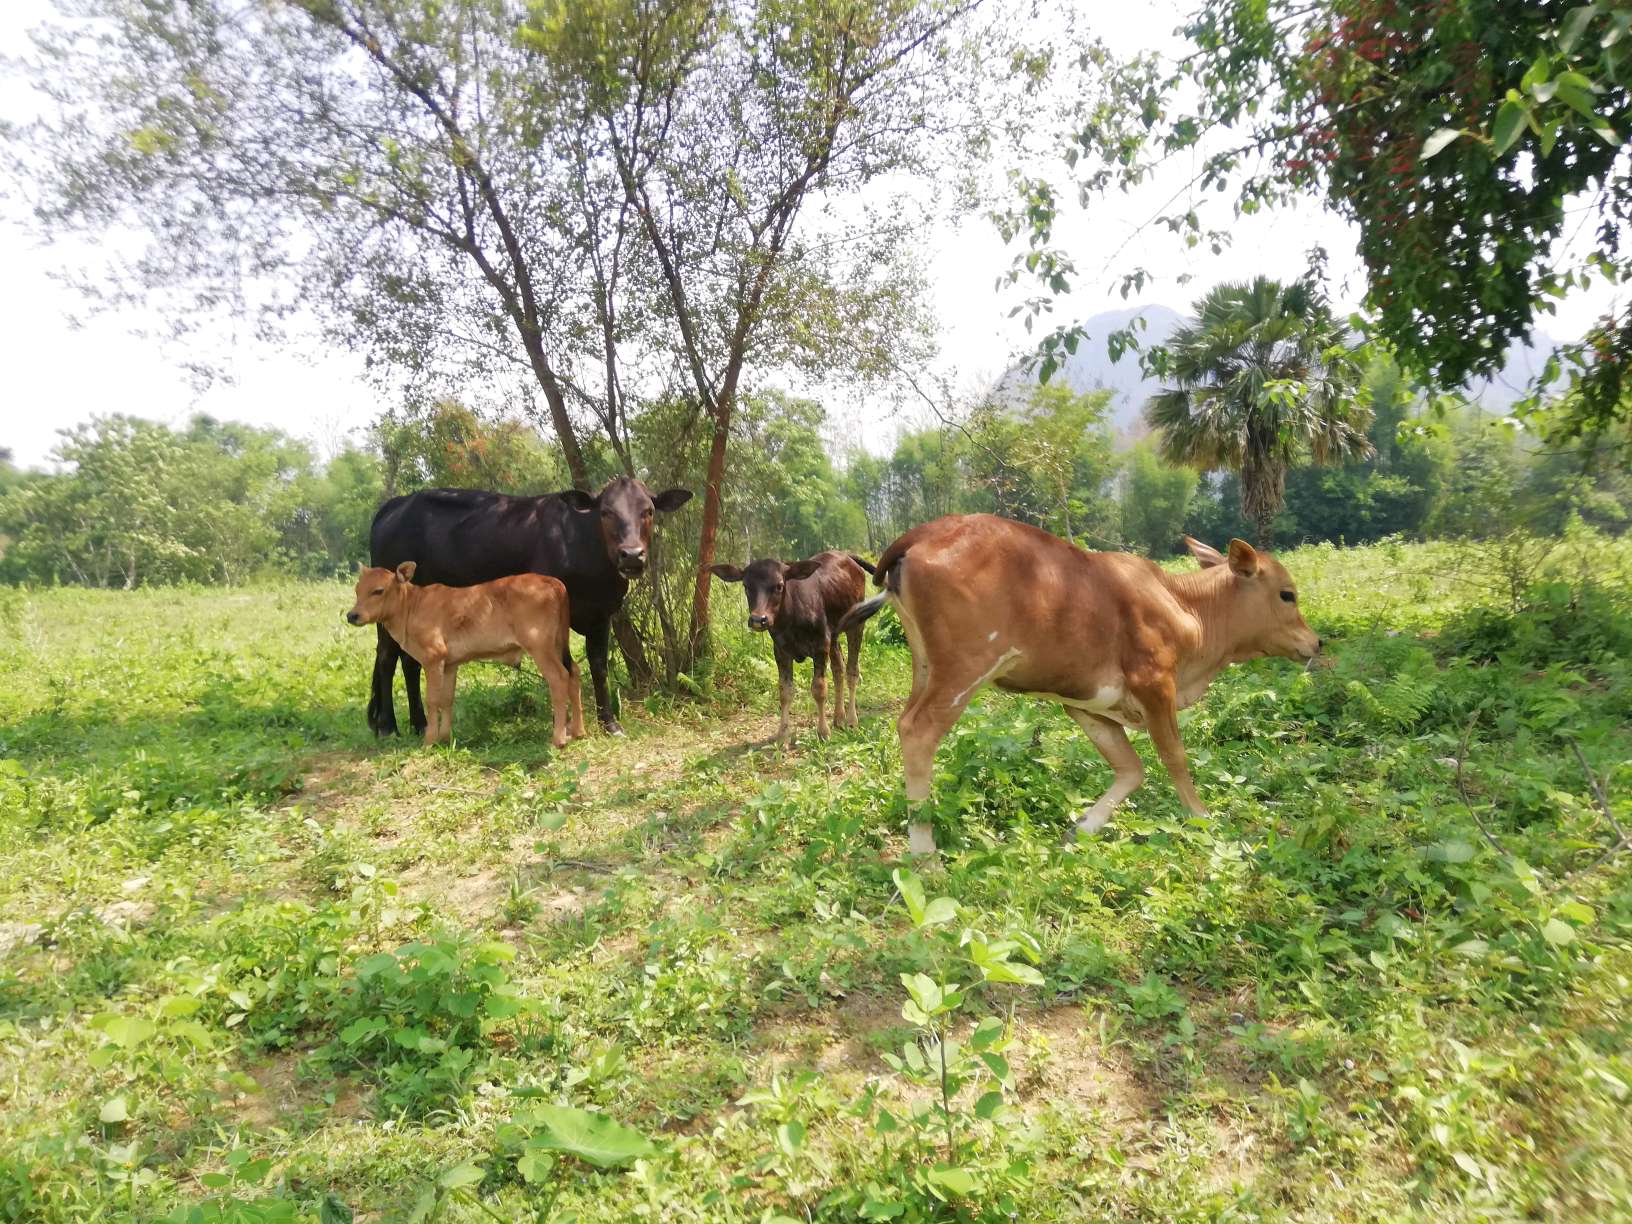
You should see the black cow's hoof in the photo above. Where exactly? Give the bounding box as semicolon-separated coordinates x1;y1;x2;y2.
370;721;398;738
601;720;626;737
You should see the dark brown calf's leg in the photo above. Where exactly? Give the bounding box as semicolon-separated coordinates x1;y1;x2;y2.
827;635;845;730
774;644;795;745
811;645;831;740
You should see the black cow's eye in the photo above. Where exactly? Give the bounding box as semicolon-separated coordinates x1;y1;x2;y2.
1280;590;1296;603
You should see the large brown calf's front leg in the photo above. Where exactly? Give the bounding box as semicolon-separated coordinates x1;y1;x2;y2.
1137;683;1207;815
1063;708;1145;839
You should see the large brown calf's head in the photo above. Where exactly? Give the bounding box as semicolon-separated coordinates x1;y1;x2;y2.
345;562;415;626
562;477;692;578
709;557;823;631
1184;537;1322;661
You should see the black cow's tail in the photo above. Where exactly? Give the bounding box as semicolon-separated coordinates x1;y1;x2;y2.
849;553;876;575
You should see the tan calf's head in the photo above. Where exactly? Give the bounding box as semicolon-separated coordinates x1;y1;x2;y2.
1184;537;1322;661
345;562;416;626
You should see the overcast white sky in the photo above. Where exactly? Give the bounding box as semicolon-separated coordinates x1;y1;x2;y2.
0;0;1617;470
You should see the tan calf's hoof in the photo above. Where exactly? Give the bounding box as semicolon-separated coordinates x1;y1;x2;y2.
907;822;937;857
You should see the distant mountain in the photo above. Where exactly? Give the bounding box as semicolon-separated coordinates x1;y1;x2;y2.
992;303;1566;441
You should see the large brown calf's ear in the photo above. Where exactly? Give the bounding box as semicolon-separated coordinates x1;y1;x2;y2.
783;558;823;581
1184;536;1227;569
708;564;744;582
1226;539;1259;577
396;561;418;583
652;488;692;512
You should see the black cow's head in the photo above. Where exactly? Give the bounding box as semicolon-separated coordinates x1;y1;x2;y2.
709;557;823;632
563;477;692;578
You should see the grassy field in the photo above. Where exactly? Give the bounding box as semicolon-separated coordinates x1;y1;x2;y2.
2;533;1631;1223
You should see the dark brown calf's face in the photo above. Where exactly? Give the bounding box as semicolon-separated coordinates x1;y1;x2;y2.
562;477;692;578
710;558;823;631
346;562;414;626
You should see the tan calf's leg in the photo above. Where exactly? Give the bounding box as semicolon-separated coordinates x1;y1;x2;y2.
565;654;585;739
1137;686;1208;816
423;659;448;745
1063;709;1145;839
530;644;574;749
440;664;459;745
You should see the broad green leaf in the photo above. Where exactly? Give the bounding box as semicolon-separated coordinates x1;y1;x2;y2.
926;1166;977;1196
974;1090;1005;1120
1557;900;1596;924
1420;128;1463;160
516;1149;556;1184
970;1016;1005;1051
892;869;926;926
528;1104;655;1169
437;1162;485;1190
99;1096;129;1124
1542;918;1577;945
776;1120;805;1156
96;1015;156;1050
1493;99;1529;155
1560;5;1599;53
921;896;958;927
859;1199;905;1220
900;972;943;1015
1426;839;1476;864
1452;939;1489;957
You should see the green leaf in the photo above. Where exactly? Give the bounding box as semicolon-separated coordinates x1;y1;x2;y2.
528;1104;655;1169
974;1090;1006;1120
437;1162;486;1190
99;1096;129;1124
776;1120;805;1156
1493;99;1529;155
926;1166;977;1197
1452;939;1489;957
1419;128;1463;160
892;868;926;926
920;896;958;927
1556;900;1595;924
859;1200;905;1220
1426;839;1475;864
969;1016;1005;1052
1542;918;1577;946
516;1149;556;1185
1560;5;1599;53
900;972;944;1016
96;1015;156;1050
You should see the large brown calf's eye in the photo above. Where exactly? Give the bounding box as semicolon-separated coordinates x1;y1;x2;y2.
371;588;385;596
1280;590;1296;603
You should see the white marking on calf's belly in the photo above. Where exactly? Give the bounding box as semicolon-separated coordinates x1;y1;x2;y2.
951;648;1022;707
1029;683;1143;726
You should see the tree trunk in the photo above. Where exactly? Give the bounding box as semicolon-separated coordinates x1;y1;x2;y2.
521;330;591;491
687;401;734;668
612;610;657;691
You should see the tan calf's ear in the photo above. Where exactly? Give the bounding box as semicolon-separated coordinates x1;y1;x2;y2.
396;561;418;583
1184;536;1227;568
1226;538;1259;577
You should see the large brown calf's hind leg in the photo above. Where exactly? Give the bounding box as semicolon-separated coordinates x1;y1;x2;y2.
1063;709;1145;839
896;668;984;856
845;623;863;727
1137;684;1208;816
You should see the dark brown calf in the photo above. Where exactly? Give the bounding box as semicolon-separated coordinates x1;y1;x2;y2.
839;515;1322;854
709;551;873;743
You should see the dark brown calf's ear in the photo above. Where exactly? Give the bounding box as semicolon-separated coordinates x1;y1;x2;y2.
1184;536;1227;569
653;488;693;512
782;558;823;581
396;561;418;583
1226;538;1260;577
709;564;744;582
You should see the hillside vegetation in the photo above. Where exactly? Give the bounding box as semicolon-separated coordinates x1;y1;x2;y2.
2;533;1631;1222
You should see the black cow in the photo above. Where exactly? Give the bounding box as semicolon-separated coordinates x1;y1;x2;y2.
367;477;691;737
709;551;873;743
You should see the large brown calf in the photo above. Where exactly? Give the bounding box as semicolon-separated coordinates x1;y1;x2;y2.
346;563;585;749
839;515;1322;855
709;551;872;743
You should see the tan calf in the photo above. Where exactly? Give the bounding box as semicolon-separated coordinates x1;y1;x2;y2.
839;515;1322;854
346;563;585;749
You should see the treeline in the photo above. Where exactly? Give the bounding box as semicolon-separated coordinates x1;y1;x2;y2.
3;365;1627;594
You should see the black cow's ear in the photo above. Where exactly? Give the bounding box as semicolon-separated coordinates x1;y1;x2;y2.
560;490;597;513
708;564;744;582
652;488;693;512
783;559;822;581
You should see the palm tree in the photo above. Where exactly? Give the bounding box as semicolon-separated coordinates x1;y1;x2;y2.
1146;277;1374;547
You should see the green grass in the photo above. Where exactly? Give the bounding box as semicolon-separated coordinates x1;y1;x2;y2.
1;533;1631;1222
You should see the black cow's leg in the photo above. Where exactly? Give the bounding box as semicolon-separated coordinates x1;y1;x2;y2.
368;625;400;737
403;653;427;736
585;617;623;735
